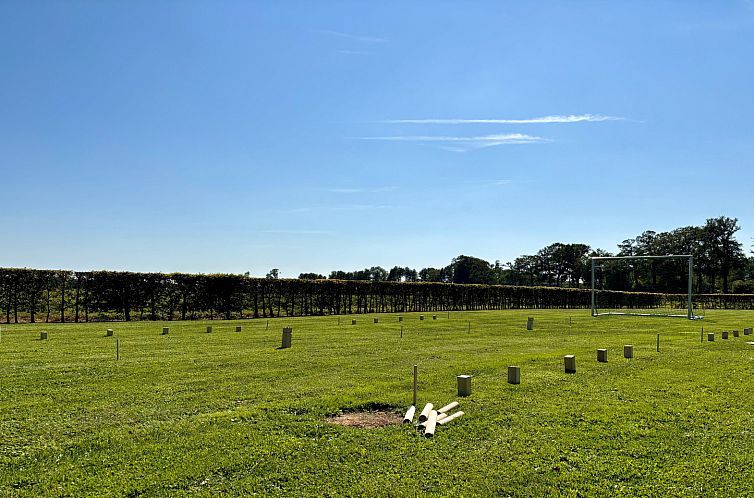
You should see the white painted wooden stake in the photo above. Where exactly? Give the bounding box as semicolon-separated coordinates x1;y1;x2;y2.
438;401;459;414
424;410;438;438
437;411;464;425
419;403;434;422
403;405;416;424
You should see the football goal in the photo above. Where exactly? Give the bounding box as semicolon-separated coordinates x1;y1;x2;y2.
590;255;703;320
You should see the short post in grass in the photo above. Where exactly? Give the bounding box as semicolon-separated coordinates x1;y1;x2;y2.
374;318;379;324
597;349;608;363
722;331;729;340
281;327;292;349
398;316;403;322
701;327;704;343
447;311;450;319
656;334;660;352
351;319;356;325
457;375;472;396
733;330;739;338
564;355;576;374
106;328;113;337
708;332;715;342
266;320;269;330
338;316;340;325
420;315;424;321
468;321;470;334
235;326;242;332
116;338;120;361
206;325;212;333
432;315;437;320
413;365;418;407
40;331;48;340
745;327;753;336
526;317;534;331
507;366;520;385
400;325;403;338
162;327;169;335
624;345;634;359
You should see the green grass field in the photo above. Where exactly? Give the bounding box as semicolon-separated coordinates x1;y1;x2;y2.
1;310;753;497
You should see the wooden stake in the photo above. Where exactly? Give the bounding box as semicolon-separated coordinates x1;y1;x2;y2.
400;325;403;338
468;321;470;334
413;365;418;407
116;338;120;361
656;334;660;352
437;411;464;425
403;405;416;424
437;401;459;414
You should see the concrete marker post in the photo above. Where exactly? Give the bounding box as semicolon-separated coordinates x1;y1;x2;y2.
281;327;292;349
352;319;357;325
420;315;424;321
733;330;739;338
744;327;752;336
235;326;242;332
722;331;729;340
40;331;48;340
432;315;437;320
162;327;169;335
624;345;634;359
106;328;113;337
526;317;534;331
374;318;379;324
206;326;212;333
708;332;715;342
564;355;576;373
457;375;472;396
398;316;403;322
597;349;608;363
508;366;521;384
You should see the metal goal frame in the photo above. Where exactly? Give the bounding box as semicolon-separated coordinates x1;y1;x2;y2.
590;254;702;320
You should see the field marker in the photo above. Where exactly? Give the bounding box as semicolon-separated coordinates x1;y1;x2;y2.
508;366;521;384
281;327;292;349
106;328;113;337
722;331;729;340
526;317;534;331
708;332;715;342
420;315;424;321
403;405;416;424
564;355;576;373
468;321;470;334
432;315;437;320
235;326;242;332
352;319;356;325
413;365;418;407
266;320;269;330
733;330;739;338
338;316;340;325
206;326;212;333
162;327;169;335
597;349;608;363
457;375;472;397
701;327;704;343
116;338;120;361
40;331;48;340
419;402;434;422
400;325;403;338
447;311;450;319
398;316;403;322
744;327;752;336
624;345;634;359
374;318;379;324
656;334;660;352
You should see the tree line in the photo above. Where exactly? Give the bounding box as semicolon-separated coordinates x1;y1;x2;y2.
309;216;753;295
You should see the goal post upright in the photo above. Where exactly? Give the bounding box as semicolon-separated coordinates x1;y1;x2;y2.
590;254;701;320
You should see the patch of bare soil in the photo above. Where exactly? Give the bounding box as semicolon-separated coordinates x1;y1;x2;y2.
328;411;402;428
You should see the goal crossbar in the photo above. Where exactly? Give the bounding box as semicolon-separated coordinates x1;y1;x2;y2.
590;254;702;320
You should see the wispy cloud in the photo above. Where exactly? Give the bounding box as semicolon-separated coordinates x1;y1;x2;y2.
316;29;388;44
379;114;623;124
328;186;397;194
355;133;549;152
337;49;373;56
260;229;334;235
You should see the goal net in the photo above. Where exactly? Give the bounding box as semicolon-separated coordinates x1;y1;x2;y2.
590;255;703;319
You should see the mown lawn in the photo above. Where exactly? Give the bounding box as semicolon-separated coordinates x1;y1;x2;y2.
1;310;753;497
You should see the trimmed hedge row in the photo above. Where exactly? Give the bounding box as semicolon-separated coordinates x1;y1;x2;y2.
1;267;751;323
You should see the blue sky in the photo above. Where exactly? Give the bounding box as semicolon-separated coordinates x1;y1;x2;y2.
2;1;753;277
